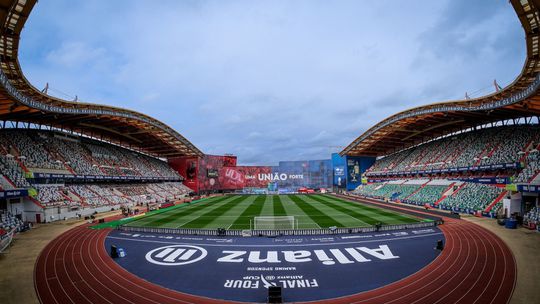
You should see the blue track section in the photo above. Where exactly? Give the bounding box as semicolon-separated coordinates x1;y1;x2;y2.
106;228;443;303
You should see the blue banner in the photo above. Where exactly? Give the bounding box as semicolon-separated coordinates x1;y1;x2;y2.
331;153;347;188
345;156;375;191
366;163;520;178
518;184;540;193
450;177;510;184
0;189;28;199
31;173;181;182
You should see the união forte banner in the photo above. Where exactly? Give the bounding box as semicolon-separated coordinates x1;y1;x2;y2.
183;155;333;192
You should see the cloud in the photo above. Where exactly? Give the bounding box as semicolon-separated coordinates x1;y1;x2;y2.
18;0;525;165
46;41;106;68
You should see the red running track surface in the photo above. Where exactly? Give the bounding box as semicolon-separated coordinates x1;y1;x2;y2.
34;218;516;304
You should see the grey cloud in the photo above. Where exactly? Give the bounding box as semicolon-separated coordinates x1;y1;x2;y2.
18;0;525;164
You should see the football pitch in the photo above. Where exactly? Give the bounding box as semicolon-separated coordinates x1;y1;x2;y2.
126;194;425;230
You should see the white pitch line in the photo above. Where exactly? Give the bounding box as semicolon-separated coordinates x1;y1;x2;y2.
173;218;197;229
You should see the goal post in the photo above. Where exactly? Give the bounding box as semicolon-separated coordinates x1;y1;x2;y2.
253;216;296;230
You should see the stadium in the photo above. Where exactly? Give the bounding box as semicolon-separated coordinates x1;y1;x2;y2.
0;0;539;303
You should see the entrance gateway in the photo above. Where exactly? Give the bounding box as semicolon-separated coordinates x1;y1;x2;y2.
106;227;443;303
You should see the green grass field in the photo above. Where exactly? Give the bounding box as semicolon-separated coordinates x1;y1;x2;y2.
125;194;424;230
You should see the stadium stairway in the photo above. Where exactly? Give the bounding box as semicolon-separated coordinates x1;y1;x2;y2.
59;191;74;204
433;183;456;206
14;157;28;174
519;139;536;163
80;152;105;174
436;183;467;206
444;139;472;166
422;143;447;170
28;196;44;209
66;190;84;205
410;149;428;169
403;181;429;200
449;183;467;197
530;171;540;184
0;175;16;190
87;187;114;205
69;190;86;203
65;165;76;175
486;142;502;158
433;196;447;206
42;143;71;172
113;164;122;175
473;142;496;166
484;190;507;213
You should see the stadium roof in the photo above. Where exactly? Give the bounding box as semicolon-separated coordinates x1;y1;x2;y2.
0;0;203;158
342;0;540;157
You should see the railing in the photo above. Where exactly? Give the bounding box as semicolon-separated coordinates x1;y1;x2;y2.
0;230;15;253
117;221;439;237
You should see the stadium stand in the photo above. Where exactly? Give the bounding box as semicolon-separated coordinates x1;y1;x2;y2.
354;181;421;201
514;150;540;183
438;183;503;213
365;125;538;176
0;128;193;222
353;124;540;218
405;185;448;205
524;206;539;226
0;211;28;233
354;180;504;215
32;182;192;209
0;155;30;188
0;129;182;178
35;185;73;207
0;131;66;171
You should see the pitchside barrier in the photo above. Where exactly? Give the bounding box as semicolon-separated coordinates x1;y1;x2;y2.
117;221;439;237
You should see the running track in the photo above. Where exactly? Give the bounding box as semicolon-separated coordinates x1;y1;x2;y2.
34;211;516;303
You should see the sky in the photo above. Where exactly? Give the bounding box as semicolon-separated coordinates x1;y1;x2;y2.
19;0;525;165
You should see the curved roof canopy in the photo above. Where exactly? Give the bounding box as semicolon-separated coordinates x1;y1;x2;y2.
342;0;540;157
0;0;203;158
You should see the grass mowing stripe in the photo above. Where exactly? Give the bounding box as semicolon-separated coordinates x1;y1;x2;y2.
124;196;223;227
259;195;274;216
122;194;423;230
229;195;267;229
307;195;385;225
193;196;258;229
179;195;250;228
279;195;321;229
318;195;419;223
141;195;233;226
92;196;221;229
331;195;421;223
288;195;343;228
272;195;286;216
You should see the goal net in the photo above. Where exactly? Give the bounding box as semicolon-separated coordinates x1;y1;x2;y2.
252;216;297;230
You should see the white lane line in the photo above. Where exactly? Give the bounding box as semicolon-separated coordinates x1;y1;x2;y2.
106;232;443;248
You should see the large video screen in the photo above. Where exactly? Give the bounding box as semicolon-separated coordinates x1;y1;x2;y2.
172;155;333;192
